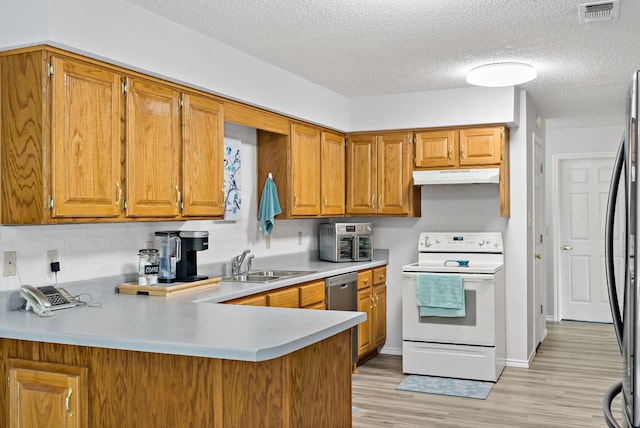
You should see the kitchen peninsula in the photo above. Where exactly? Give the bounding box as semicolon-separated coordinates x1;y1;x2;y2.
0;256;386;427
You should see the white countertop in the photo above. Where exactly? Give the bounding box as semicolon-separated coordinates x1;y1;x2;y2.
0;254;387;362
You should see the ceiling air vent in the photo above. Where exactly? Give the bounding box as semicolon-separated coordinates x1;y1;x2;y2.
578;0;620;23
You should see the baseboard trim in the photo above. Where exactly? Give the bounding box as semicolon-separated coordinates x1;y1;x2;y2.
379;346;402;356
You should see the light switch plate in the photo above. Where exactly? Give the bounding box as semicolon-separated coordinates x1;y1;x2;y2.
4;251;16;276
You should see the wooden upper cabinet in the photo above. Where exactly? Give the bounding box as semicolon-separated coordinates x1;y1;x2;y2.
182;93;225;217
320;131;345;216
347;132;413;215
50;55;124;218
125;77;181;218
346;134;377;215
377;133;412;215
459;127;503;166
290;123;321;215
9;359;88;428
415;126;504;168
414;129;457;168
257;123;344;218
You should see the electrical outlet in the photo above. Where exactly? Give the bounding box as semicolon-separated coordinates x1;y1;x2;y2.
4;251;16;276
47;250;58;272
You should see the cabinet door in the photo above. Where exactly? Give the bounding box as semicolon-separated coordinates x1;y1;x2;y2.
182;93;225;217
320;131;345;216
357;288;373;356
125;77;180;217
372;284;387;348
414;130;457;168
459;127;503;166
377;132;411;215
267;287;299;308
346;135;377;215
299;280;326;307
50;55;123;218
290;124;321;215
9;359;87;428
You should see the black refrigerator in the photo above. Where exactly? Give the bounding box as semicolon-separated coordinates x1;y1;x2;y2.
604;69;640;428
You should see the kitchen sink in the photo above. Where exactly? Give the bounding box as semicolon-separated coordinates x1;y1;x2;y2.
221;270;316;283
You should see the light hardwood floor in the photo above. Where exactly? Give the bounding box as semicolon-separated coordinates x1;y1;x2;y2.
352;321;624;427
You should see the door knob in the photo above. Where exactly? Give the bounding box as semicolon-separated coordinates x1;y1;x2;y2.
535;254;542;259
561;245;573;251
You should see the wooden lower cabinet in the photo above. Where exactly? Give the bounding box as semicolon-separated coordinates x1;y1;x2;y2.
357;267;387;363
0;332;352;427
8;359;88;428
226;279;326;309
267;287;299;308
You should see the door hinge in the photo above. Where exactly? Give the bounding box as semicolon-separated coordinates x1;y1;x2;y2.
121;81;127;94
47;63;54;77
539;233;543;244
540;163;544;173
48;195;54;210
179;97;184;108
540;304;544;315
123;199;127;212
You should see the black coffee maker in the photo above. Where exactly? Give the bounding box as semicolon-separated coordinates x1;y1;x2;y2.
155;230;209;282
176;230;209;282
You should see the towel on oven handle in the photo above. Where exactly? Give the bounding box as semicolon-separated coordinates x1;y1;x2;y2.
416;274;465;317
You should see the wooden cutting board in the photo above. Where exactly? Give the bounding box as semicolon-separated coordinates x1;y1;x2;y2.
117;276;221;297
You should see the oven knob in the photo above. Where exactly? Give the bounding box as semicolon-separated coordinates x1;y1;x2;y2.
435;238;441;244
478;240;485;246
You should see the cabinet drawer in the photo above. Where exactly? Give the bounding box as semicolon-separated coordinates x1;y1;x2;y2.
267;287;299;308
229;294;267;306
304;302;326;310
373;266;386;285
357;270;373;290
299;280;325;307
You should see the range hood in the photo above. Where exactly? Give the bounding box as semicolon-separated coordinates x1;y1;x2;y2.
412;168;500;185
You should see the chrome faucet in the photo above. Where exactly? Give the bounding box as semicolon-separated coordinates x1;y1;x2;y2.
231;249;251;275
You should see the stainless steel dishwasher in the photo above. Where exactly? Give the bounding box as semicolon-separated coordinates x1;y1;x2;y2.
325;272;358;365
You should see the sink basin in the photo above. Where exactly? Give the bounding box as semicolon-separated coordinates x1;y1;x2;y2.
221;270;316;283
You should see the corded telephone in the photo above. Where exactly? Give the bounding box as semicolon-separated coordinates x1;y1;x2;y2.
20;284;77;316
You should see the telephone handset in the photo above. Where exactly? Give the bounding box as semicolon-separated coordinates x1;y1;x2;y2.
20;285;77;316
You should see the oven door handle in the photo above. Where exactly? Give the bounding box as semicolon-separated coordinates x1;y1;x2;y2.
402;274;495;282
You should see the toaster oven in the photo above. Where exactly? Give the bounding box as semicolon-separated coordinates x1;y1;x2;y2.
318;223;373;262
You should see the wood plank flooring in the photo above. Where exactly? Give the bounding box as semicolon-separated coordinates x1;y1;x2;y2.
352;321;625;427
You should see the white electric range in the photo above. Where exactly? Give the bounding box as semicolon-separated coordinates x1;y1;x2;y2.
401;232;505;382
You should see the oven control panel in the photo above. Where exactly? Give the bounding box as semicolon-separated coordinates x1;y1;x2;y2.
418;232;503;253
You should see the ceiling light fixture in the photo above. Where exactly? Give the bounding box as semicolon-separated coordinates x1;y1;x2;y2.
466;62;537;87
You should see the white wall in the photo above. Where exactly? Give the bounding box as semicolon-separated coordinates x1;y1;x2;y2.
544;125;623;318
349;86;519;131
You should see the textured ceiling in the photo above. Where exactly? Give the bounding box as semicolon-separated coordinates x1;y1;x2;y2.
128;0;640;126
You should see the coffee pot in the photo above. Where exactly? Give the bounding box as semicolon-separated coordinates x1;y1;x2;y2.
155;231;181;283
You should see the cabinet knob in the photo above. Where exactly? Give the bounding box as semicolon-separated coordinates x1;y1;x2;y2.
294;194;299;207
362;278;368;284
370;195;375;208
378;274;384;280
378;195;381;209
323;196;327;207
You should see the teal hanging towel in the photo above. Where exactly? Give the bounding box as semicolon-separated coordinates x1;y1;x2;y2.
258;173;282;235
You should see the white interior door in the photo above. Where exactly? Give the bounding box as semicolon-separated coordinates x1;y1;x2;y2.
533;133;546;347
557;154;622;322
